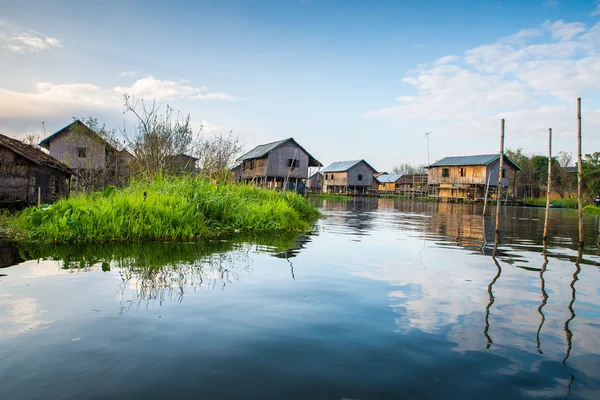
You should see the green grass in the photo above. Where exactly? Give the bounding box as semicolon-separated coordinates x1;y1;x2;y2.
308;193;352;200
4;176;321;243
523;197;578;209
378;194;406;199
583;205;600;215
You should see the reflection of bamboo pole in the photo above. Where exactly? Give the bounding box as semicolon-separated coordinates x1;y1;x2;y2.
483;172;491;216
577;98;583;246
562;246;582;365
543;128;552;242
536;248;549;354
495;119;505;234
484;233;502;348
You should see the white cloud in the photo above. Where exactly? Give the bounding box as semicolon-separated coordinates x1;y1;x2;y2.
119;71;136;78
0;19;61;53
364;19;600;156
191;92;241;101
591;4;600;16
543;0;558;8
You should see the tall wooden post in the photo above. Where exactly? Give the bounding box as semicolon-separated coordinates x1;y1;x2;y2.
577;98;583;246
495;119;505;234
37;187;41;207
543;128;552;242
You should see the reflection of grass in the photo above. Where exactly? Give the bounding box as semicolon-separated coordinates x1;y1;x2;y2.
308;193;352;200
583;205;600;215
5;176;321;243
379;194;405;199
523;197;578;209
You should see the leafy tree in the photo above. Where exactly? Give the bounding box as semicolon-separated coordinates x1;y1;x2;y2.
582;152;600;201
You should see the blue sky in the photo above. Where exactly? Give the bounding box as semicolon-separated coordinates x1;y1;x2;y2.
1;0;599;171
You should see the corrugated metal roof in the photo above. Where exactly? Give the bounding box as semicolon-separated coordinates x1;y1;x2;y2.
322;159;377;173
376;174;403;183
430;153;522;170
238;138;289;160
238;137;322;167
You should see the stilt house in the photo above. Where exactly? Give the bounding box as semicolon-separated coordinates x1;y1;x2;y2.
0;134;73;206
237;138;322;189
428;154;521;200
322;159;377;194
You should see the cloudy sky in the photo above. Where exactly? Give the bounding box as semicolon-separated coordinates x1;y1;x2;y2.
1;0;599;170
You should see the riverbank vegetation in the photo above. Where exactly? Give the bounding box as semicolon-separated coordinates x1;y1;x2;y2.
308;193;352;200
522;196;578;209
3;176;320;243
583;205;600;215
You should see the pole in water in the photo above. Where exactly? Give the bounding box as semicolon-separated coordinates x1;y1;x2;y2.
543;128;552;242
577;98;583;246
495;119;505;234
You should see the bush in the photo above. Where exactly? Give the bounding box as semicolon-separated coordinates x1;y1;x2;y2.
6;176;321;243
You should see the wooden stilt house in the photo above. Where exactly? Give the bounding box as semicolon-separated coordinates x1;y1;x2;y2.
0;134;73;207
428;154;521;201
322;159;377;195
237;138;322;190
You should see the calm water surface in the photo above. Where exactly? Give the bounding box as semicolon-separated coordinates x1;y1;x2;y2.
1;199;600;399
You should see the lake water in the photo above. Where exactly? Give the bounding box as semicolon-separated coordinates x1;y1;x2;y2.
1;199;600;399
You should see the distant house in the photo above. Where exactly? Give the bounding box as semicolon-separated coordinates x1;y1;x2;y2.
376;174;403;192
307;171;324;193
236;138;322;189
322;159;377;194
0;134;73;206
428;154;521;200
168;153;198;173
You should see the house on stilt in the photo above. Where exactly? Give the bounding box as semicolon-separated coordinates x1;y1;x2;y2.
236;138;322;190
322;159;377;195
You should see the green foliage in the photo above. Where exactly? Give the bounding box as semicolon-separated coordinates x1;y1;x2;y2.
6;176;321;243
582;152;600;200
583;205;600;215
308;193;352;200
522;197;578;209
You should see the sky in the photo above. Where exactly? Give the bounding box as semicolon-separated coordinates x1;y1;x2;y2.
1;0;599;171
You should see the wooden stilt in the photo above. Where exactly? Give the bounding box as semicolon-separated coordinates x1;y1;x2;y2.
577;98;584;246
495;119;505;234
543;128;552;243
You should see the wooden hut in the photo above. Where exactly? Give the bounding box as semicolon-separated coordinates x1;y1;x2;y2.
376;174;403;192
307;171;324;193
428;154;521;201
322;159;377;195
237;138;322;189
0;134;73;207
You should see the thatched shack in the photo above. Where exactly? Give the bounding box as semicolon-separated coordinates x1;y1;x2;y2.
0;134;73;207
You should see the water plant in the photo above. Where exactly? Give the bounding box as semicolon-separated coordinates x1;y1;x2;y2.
5;176;321;243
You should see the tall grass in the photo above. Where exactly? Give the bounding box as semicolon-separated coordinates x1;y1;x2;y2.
523;196;578;209
583;205;600;215
6;176;321;243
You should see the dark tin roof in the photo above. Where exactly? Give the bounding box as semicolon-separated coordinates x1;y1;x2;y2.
39;120;118;151
322;159;378;173
376;174;403;183
430;153;522;171
0;134;74;175
238;138;322;167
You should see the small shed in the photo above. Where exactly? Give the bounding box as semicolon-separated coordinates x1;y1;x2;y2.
307;171;324;193
376;174;403;192
0;134;73;207
237;138;322;189
322;159;377;195
428;153;521;200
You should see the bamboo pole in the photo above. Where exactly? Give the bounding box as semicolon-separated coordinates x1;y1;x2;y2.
483;172;491;215
37;187;41;207
495;119;505;234
543;128;552;242
577;98;583;246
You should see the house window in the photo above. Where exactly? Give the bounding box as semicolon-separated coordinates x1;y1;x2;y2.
287;159;299;168
460;168;465;177
442;168;449;177
77;147;87;158
501;168;506;178
358;174;363;181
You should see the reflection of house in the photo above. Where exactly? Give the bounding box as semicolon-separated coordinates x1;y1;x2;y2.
322;159;377;195
0;133;73;206
237;138;322;189
428;154;521;200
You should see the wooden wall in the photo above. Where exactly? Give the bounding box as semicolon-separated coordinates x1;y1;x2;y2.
0;147;70;206
347;162;374;186
324;171;348;187
48;131;107;170
241;157;267;179
266;141;309;179
429;161;518;187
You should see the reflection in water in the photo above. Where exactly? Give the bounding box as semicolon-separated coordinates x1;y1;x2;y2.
563;247;582;365
484;234;502;349
536;248;549;354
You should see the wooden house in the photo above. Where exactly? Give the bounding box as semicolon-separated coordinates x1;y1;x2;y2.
428;154;521;200
376;174;403;192
322;159;377;194
307;171;324;193
237;138;322;189
0;134;73;207
168;153;198;173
